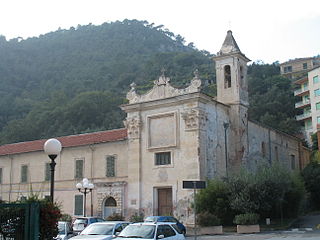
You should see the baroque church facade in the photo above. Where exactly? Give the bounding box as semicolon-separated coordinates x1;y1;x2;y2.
0;31;309;224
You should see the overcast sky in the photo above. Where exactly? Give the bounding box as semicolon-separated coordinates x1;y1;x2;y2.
0;0;319;63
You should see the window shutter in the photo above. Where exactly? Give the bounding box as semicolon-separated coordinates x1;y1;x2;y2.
21;165;28;183
106;156;115;177
75;160;84;179
74;195;83;215
45;163;50;181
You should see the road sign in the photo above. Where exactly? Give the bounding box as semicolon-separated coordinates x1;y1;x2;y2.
182;180;206;189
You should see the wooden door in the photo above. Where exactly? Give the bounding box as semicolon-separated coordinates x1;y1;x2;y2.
158;188;172;216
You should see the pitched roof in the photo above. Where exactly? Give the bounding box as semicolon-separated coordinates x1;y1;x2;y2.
0;128;127;156
218;30;241;55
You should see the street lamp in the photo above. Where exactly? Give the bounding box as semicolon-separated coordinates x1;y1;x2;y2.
76;178;94;217
44;138;62;203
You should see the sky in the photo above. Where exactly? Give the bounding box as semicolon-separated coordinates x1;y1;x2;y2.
0;0;319;63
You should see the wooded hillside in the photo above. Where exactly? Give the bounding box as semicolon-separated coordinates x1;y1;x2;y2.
0;19;299;145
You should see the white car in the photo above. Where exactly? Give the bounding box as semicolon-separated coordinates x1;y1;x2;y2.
55;221;75;240
114;222;186;240
70;221;130;240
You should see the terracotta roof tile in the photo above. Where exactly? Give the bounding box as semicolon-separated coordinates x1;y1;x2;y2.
0;128;127;156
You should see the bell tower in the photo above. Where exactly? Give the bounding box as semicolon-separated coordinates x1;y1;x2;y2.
213;30;251;172
214;30;250;106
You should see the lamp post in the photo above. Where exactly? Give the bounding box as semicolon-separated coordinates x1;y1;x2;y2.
44;138;62;203
76;178;94;217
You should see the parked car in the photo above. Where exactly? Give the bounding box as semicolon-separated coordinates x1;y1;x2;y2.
55;221;75;240
114;222;186;240
72;217;105;234
144;216;186;235
70;221;130;240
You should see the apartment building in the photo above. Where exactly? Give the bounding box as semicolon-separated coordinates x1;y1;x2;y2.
280;57;320;80
294;66;320;144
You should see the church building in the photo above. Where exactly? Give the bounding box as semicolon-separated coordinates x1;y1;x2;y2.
0;31;310;225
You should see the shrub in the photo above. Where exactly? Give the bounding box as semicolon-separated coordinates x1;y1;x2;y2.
106;213;125;221
129;212;144;222
301;161;320;209
197;212;221;226
60;213;72;222
233;213;259;225
195;179;234;224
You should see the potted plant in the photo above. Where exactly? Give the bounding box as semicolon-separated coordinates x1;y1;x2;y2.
233;213;260;233
197;212;223;235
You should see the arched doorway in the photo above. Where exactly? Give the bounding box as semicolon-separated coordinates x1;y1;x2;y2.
103;197;117;218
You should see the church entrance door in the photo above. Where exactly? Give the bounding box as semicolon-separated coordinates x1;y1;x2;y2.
157;188;172;216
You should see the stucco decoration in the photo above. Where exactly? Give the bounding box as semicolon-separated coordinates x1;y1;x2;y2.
96;181;127;217
126;69;202;104
124;116;141;139
181;108;208;131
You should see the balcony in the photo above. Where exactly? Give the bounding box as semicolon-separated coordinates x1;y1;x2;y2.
295;99;311;108
296;112;312;121
294;87;309;96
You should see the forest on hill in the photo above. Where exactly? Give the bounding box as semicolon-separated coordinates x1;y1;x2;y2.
0;19;300;145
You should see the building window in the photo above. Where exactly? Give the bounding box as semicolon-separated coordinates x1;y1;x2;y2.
74;195;83;215
303;63;307;70
284;66;292;73
45;162;50;181
261;142;266;158
106;155;116;177
21;165;28;183
274;146;279;162
224;65;231;88
291;155;296;170
315;89;320;97
155;152;171;166
305;119;312;130
0;168;2;184
75;159;84;179
314;75;319;84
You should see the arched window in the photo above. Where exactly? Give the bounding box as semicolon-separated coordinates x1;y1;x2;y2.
224;65;231;88
103;197;117;218
105;197;117;207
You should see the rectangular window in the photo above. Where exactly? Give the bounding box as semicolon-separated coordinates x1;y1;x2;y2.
45;162;50;181
303;63;307;69
316;103;320;110
21;165;28;183
303;82;308;89
305;119;312;130
75;159;84;179
274;146;279;162
155;152;171;165
106;155;116;177
74;195;83;215
315;89;320;97
291;155;296;170
0;168;2;184
314;75;319;84
261;142;266;158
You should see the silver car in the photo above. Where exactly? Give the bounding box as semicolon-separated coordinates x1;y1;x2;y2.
70;221;130;240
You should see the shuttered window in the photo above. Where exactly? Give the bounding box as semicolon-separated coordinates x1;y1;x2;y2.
0;168;2;184
45;163;50;181
106;155;116;177
75;159;84;179
74;195;83;215
21;165;28;183
155;152;171;165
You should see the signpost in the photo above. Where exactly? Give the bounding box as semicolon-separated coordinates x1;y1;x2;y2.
182;180;206;240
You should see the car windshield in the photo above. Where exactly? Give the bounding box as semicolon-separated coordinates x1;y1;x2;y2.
118;225;155;239
58;223;66;234
81;224;114;235
74;219;87;224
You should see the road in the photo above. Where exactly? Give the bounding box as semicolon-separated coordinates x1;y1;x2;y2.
186;230;320;240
